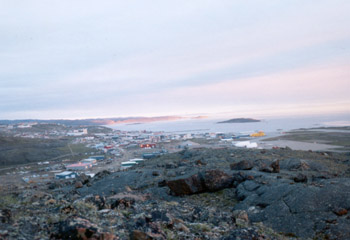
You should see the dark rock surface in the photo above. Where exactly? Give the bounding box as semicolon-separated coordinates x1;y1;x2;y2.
230;160;253;170
1;147;350;239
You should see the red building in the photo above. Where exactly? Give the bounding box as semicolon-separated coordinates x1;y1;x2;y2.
140;143;156;148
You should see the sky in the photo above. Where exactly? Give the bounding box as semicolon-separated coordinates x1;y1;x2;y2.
1;0;350;120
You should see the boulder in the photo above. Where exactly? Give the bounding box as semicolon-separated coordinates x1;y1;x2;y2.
167;173;204;196
259;160;280;173
294;174;308;183
271;160;280;173
195;159;206;166
78;173;90;185
175;222;190;233
333;208;348;216
0;209;11;224
280;158;310;171
230;160;253;170
92;170;111;182
232;210;249;226
150;210;171;223
109;193;147;209
259;167;274;173
202;169;233;191
74;181;83;189
167;170;233;196
48;181;62;190
84;195;107;210
60;205;77;215
158;180;167;187
45;199;56;205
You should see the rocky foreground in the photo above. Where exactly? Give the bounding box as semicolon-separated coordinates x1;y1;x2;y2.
1;147;350;239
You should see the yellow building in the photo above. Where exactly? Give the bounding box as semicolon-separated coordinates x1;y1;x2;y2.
250;131;265;137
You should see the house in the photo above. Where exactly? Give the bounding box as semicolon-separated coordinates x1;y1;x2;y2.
67;128;88;136
66;162;92;171
121;161;138;168
140;143;156;148
129;158;144;163
89;155;105;161
81;158;97;164
55;171;78;179
178;140;201;149
142;152;160;159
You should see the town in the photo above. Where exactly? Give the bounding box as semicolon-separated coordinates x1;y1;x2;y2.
0;122;268;190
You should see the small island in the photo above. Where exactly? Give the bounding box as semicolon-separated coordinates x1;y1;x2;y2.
217;118;261;124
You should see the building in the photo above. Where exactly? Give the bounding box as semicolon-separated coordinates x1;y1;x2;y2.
81;158;97;164
250;131;266;137
121;161;138;168
89;155;105;161
142;152;160;159
129;158;144;163
140;143;156;148
67;128;88;136
55;171;78;179
66;162;92;171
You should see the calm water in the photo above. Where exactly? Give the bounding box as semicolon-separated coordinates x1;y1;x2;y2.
109;114;350;134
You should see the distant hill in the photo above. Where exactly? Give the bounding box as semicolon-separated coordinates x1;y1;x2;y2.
217;118;261;124
0;116;185;126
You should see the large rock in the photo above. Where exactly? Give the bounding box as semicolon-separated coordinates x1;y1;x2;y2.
74;181;83;189
84;195;107;210
0;209;11;224
259;160;280;173
270;160;280;173
280;158;310;171
167;173;204;196
167;170;233;196
108;193;148;209
202;169;233;191
232;210;249;226
92;170;111;182
230;160;253;170
293;173;308;183
77;173;90;185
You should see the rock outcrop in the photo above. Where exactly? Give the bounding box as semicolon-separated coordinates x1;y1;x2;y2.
1;147;350;239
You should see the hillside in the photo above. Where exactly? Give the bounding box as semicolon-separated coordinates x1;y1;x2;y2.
0;136;91;166
1;147;350;239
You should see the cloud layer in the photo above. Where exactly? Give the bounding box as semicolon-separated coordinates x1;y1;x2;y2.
1;0;350;119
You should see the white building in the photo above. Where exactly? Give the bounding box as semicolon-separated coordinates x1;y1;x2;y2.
55;171;78;179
